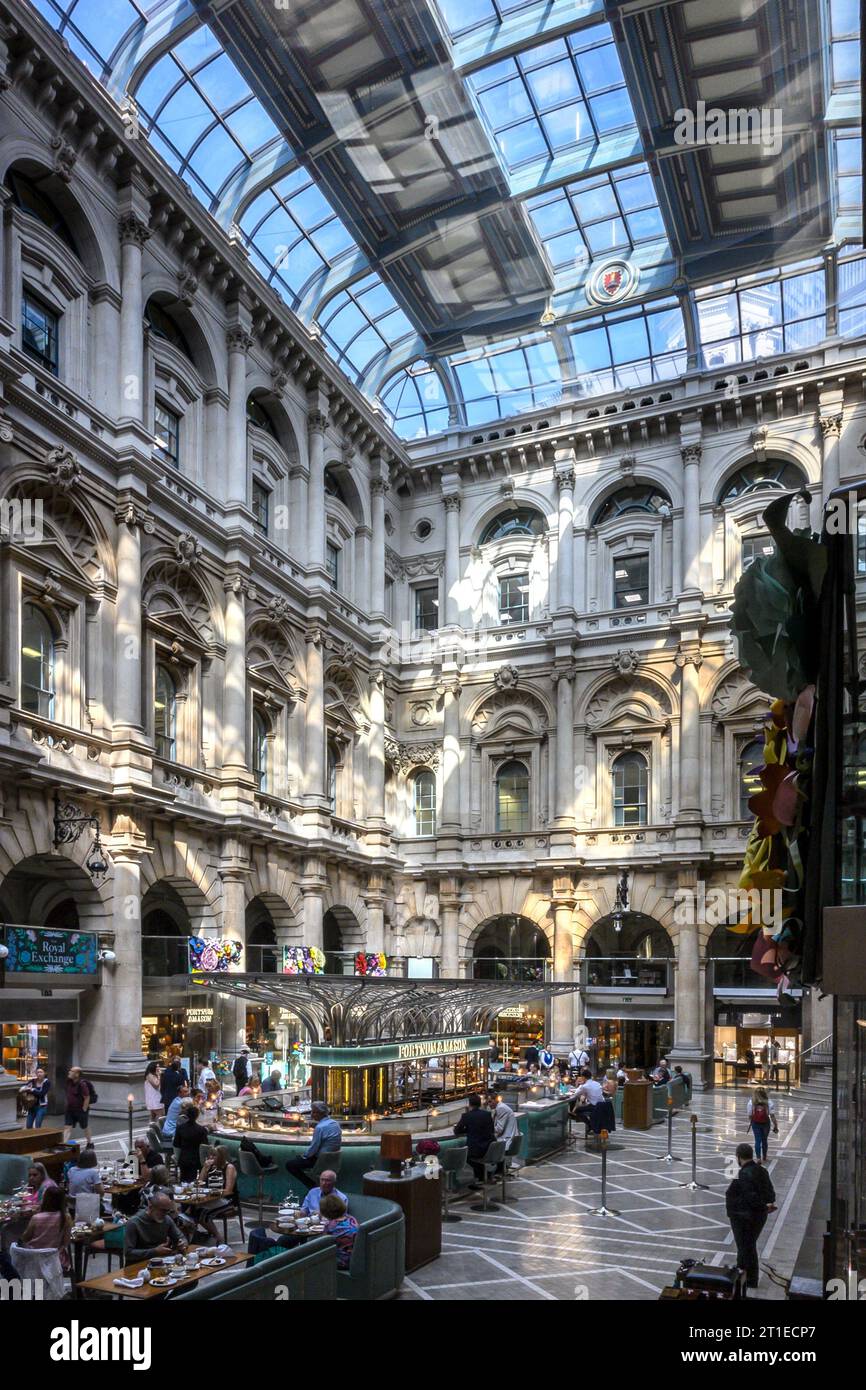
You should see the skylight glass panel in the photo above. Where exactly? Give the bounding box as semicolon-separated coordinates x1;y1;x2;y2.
317;275;414;384
29;0;146;74
567;300;686;396
468;24;636;174
829;0;860;90
838;252;866;337
696;264;826;365
449;335;562;424
237;169;357;309
835;132;862;220
133;41;282;209
527;163;671;286
380;365;450;439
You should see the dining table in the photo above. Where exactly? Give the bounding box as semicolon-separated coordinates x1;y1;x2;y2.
76;1244;255;1299
70;1220;121;1289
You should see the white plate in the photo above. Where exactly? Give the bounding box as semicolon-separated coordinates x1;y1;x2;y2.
200;1256;226;1267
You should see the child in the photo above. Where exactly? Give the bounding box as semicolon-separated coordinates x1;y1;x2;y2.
319;1192;359;1270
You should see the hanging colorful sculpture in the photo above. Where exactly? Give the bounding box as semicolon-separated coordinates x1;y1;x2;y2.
355;952;387;976
187;936;243;972
281;945;325;975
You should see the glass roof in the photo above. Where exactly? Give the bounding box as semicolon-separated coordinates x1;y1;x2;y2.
24;0;859;437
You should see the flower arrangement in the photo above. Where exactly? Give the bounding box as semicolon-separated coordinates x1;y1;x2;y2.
282;946;325;975
355;952;387;976
415;1138;440;1157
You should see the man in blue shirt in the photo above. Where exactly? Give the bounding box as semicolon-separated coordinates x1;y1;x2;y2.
285;1102;342;1189
162;1083;190;1140
301;1169;346;1216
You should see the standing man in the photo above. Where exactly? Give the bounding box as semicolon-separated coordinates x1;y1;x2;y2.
285;1102;342;1189
232;1045;252;1096
568;1043;590;1075
63;1066;92;1145
159;1057;188;1110
453;1093;495;1184
261;1068;283;1093
725;1142;777;1291
487;1093;519;1171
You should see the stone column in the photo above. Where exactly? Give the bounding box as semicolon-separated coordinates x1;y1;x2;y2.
364;877;386;956
78;820;150;1114
370;465;388;618
307;390;330;574
442;488;462;626
573;528;586;614
554;666;575;826
676;646;702;825
113;500;151;736
219;842;251;1052
673;923;702;1054
551;888;576;1051
681;440;702;595
366;667;388;843
819;410;843;505
225;325;253;509
555;466;575;613
303;626;326;809
117;208;150;422
439;878;461;978
301;857;326;952
222;575;249;777
439;676;461;835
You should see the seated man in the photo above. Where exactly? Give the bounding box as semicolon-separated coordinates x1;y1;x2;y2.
453;1093;495;1184
247;1168;349;1257
569;1069;604;1116
651;1058;672;1086
261;1068;284;1094
124;1193;187;1264
285;1102;342;1190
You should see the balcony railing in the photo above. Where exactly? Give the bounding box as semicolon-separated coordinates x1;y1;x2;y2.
472;957;552;983
711;957;777;991
581;957;671;991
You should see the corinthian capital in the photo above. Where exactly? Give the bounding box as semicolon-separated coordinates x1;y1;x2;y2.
115;500;154;533
118;212;151;247
819;413;843;440
226;327;253;355
555;468;576;492
681;443;702;466
443;493;461;514
307;410;330;438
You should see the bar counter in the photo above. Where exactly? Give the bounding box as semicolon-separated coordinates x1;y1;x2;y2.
212;1096;570;1199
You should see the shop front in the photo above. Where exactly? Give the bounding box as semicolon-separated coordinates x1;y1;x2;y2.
712;1003;802;1088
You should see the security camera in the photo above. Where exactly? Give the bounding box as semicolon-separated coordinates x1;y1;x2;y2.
97;948;117;964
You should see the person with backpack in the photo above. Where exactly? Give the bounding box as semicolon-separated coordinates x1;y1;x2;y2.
725;1142;777;1290
63;1066;94;1145
746;1086;778;1162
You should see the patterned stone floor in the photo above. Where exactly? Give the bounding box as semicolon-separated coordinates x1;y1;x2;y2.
397;1088;830;1301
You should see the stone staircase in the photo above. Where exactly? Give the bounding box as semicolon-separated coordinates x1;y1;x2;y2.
794;1060;833;1105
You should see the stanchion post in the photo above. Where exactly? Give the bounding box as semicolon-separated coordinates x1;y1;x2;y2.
678;1111;710;1190
657;1094;683;1162
593;1129;620;1216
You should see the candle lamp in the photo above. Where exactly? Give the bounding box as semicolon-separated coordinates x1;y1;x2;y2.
126;1092;134;1154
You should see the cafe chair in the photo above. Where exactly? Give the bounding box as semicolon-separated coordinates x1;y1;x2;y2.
147;1124;172;1156
9;1242;66;1300
307;1151;343;1184
469;1140;506;1214
82;1226;124;1280
74;1193;101;1225
205;1189;245;1245
238;1147;273;1227
500;1132;525;1205
439;1144;469;1223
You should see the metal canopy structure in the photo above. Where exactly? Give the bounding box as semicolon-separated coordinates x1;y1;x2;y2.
28;0;859;432
192;970;580;1044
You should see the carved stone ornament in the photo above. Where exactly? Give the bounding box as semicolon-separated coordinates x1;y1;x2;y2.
385;739;440;773
495;664;520;691
178;269;198;306
327;639;356;666
267;595;292;623
610;648;640;677
117;501;155;534
118;212;151;247
45;446;82;492
51;136;77;183
681;442;702;466
410;701;433;727
225;327;253;355
174;531;201;570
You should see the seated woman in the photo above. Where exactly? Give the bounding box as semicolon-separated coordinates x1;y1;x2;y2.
172;1105;210;1183
319;1193;358;1270
66;1147;104;1198
26;1162;57;1205
19;1186;71;1274
191;1145;238;1242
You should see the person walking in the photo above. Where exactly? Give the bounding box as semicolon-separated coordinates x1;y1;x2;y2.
62;1066;93;1145
746;1086;778;1162
232;1045;253;1095
725;1142;777;1290
144;1060;162;1120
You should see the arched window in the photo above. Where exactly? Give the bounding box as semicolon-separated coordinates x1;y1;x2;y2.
612;751;648;826
144;299;194;360
324;468;347;504
327;742;339;813
496;759;530;832
480;507;546;544
252;709;269;793
20;603;55;718
5;169;78;252
739;739;764;819
412;770;436;837
592;485;672;526
717;460;806;505
154;665;177;760
246;396;278;438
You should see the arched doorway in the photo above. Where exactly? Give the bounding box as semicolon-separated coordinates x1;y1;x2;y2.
472;915;550;1064
0;853;105;1096
245;899;278;973
323;906;363;974
141;881;200;1065
583;911;674;1070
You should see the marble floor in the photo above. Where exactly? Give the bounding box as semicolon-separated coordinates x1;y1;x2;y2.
398;1088;831;1301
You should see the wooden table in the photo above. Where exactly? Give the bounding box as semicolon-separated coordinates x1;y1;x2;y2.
0;1129;74;1181
76;1245;254;1299
70;1221;120;1289
362;1168;441;1272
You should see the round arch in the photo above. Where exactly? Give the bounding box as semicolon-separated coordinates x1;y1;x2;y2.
246;383;301;466
142;284;223;390
464;489;554;550
0;150;113;284
471;914;551;982
0;852;106;932
586;477;675;528
705;438;818;507
4;468;117;589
